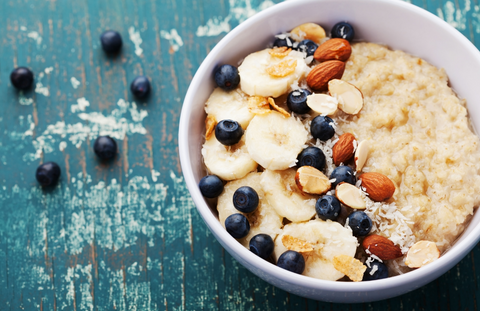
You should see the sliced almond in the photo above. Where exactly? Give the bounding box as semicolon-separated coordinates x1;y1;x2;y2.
205;115;217;140
328;79;364;115
405;241;440;268
335;182;366;209
282;235;314;253
291;23;326;44
333;254;366;282
306;93;338;115
295;166;331;195
354;140;370;172
248;96;271;115
266;59;297;77
268;97;290;118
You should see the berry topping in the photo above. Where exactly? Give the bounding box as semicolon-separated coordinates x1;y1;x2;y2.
277;250;305;274
273;36;293;48
130;76;151;98
330;165;356;187
225;213;250;239
297;146;326;171
287;89;311;114
363;260;389;281
316;195;341;221
215;120;244;146
347;211;372;237
249;234;274;260
214;64;240;91
199;175;224;198
100;30;123;53
331;22;355;42
10;67;34;90
233;186;259;213
36;162;61;187
297;39;318;57
93;136;117;160
310;115;335;141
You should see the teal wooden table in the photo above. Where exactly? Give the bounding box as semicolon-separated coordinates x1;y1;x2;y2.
1;0;479;309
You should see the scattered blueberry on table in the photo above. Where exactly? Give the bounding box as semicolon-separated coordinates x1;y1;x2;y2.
316;195;341;221
277;250;305;274
330;165;356;187
363;260;389;281
233;186;259;213
93;135;117;160
331;22;355;42
249;234;274;260
10;67;34;90
347;211;372;237
35;162;61;187
130;75;151;98
225;213;250;239
310;115;335;141
297;146;326;171
287;88;311;114
214;64;240;91
215;119;244;146
100;30;123;53
199;175;224;198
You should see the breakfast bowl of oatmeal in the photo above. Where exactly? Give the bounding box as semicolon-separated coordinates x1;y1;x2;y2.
178;0;480;302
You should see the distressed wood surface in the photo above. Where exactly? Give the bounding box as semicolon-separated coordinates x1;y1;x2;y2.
0;0;479;309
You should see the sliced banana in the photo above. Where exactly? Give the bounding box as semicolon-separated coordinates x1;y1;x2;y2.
205;88;254;129
238;48;307;98
260;169;317;222
202;135;258;181
274;219;358;281
245;111;308;170
218;172;284;247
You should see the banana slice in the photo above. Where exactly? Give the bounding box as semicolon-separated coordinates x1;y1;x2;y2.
218;172;284;247
245;111;308;170
205;88;254;129
274;219;358;281
238;48;307;98
260;169;317;222
202;135;258;181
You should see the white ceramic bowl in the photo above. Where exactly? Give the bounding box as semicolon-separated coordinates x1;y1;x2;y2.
179;0;480;303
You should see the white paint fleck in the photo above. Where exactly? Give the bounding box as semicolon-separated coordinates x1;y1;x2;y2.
128;26;144;56
71;97;90;113
27;31;42;45
18;91;34;106
196;0;275;37
20;26;27;31
160;28;184;52
440;0;470;30
35;72;49;96
44;67;54;74
70;77;81;89
151;169;161;182
59;141;67;151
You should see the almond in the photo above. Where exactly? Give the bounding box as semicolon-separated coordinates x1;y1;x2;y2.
295;166;331;195
359;172;396;202
335;182;366;209
405;240;440;268
291;23;326;44
306;93;338;115
306;61;345;92
354;140;370;172
328;79;364;115
362;234;403;260
332;133;356;166
314;38;352;62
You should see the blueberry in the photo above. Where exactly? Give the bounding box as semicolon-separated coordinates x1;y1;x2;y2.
316;195;341;221
225;213;250;239
215;120;244;146
277;250;305;274
36;162;61;187
199;175;224;198
214;64;240;91
287;89;311;114
10;67;34;90
130;76;151;98
331;22;355;42
94;136;117;160
347;211;372;237
297;39;318;57
297;147;326;171
249;234;274;260
273;36;293;48
310;115;335;141
233;186;259;213
329;165;356;187
363;259;389;281
100;30;123;53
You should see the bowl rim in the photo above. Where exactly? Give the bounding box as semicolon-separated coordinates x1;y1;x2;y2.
179;0;480;297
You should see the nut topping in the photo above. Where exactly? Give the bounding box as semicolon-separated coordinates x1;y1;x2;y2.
295;166;331;195
306;93;338;115
354;140;370;172
314;38;352;62
307;61;345;92
359;172;395;202
362;234;403;260
335;182;366;209
328;79;364;115
291;23;326;44
332;133;356;166
405;241;440;268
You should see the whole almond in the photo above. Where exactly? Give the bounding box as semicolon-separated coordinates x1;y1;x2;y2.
359;172;395;202
314;38;352;62
332;133;356;166
362;234;403;260
306;60;345;91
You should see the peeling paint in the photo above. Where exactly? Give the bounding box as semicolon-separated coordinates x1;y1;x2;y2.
128;26;144;56
160;28;184;52
71;97;90;113
439;0;470;30
71;77;81;89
